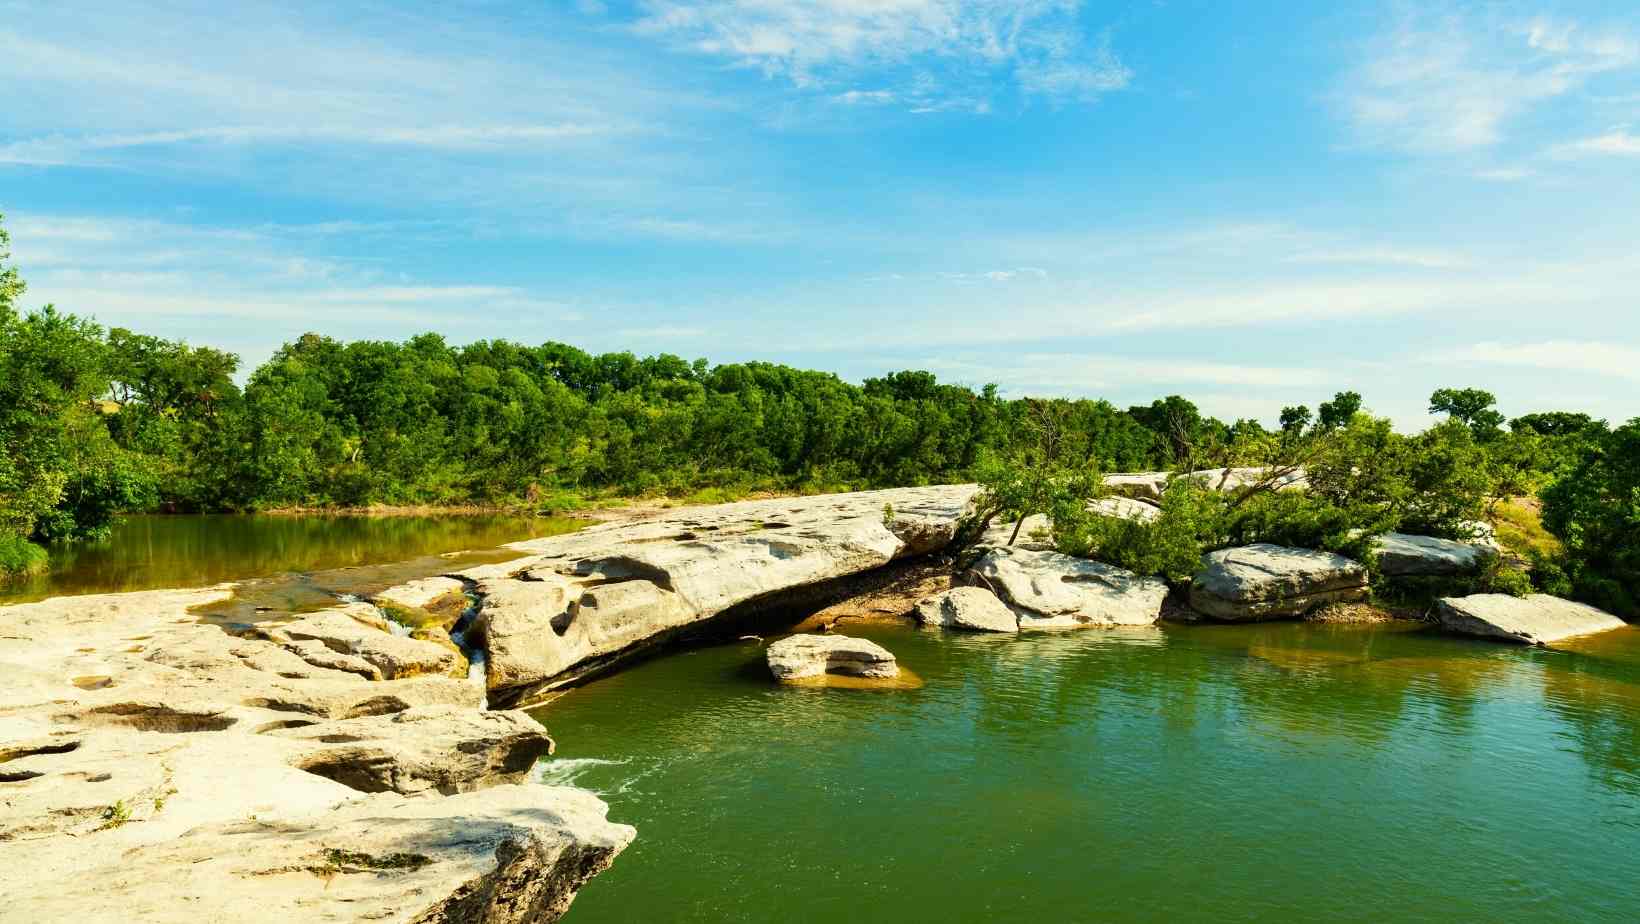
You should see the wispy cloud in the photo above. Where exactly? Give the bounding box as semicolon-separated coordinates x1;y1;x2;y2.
1338;10;1639;154
0;123;624;166
630;0;1130;108
1552;127;1640;157
1432;340;1640;382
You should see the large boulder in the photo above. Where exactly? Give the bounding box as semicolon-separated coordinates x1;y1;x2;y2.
914;587;1018;633
766;634;899;681
1189;544;1368;621
1434;593;1627;645
966;547;1168;628
1373;532;1494;577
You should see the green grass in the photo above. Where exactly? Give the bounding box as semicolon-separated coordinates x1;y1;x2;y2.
1489;497;1561;560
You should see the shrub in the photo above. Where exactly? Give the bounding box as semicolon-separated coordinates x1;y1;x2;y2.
1055;480;1221;582
0;534;48;577
1541;419;1640;617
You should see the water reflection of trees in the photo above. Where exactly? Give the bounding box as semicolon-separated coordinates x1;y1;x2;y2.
1539;655;1640;797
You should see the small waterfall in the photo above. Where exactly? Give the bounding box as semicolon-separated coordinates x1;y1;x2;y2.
336;592;414;636
448;588;489;690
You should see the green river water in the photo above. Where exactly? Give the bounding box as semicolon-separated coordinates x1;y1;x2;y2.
0;513;584;610
536;620;1640;923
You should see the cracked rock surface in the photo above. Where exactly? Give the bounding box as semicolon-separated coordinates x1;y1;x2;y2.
0;585;631;923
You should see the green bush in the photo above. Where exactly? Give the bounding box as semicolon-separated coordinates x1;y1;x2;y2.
1054;480;1221;582
0;534;47;577
1541;419;1640;618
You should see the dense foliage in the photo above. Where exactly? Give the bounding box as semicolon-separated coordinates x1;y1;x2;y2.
1541;421;1640;618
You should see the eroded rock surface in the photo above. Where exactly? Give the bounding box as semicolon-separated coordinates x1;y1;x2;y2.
914;587;1018;633
1373;532;1494;577
1101;467;1307;502
1434;593;1627;645
766;633;899;681
1190;544;1368;621
436;486;979;705
0;586;631;921
966;547;1169;628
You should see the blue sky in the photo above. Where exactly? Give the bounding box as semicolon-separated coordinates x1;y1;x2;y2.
3;0;1638;429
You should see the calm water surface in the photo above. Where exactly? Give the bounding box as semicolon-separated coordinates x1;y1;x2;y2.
0;512;584;606
537;621;1640;923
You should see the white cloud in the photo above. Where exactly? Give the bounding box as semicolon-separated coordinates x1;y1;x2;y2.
1338;11;1638;153
1433;340;1640;382
1552;127;1640;157
631;0;1130;108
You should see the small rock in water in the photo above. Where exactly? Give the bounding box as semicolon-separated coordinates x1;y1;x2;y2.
766;633;899;681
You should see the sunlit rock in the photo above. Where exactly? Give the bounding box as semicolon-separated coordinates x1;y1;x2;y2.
914;586;1018;633
966;546;1168;628
766;633;899;681
1189;544;1368;621
1435;593;1626;645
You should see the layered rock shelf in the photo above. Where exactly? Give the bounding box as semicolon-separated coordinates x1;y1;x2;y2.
0;587;632;923
1190;544;1370;621
431;486;981;707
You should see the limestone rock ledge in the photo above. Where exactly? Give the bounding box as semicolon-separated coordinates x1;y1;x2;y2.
0;585;632;922
425;486;981;706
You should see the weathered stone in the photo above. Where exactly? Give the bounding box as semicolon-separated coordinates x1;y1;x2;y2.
1190;544;1368;621
272;706;553;794
0;585;630;920
266;608;461;679
1434;593;1627;645
766;633;899;681
967;547;1168;628
1374;532;1494;577
1102;467;1307;502
423;486;978;700
1;784;633;924
1089;495;1162;522
914;587;1018;632
1102;471;1172;502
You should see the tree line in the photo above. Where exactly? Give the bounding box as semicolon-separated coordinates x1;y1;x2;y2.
1;214;1634;617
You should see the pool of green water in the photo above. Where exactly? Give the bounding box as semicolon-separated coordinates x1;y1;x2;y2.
535;620;1640;923
0;512;585;606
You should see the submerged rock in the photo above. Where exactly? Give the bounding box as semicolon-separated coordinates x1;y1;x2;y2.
766;633;899;681
966;546;1168;628
914;587;1018;633
1373;532;1494;577
1434;593;1626;645
1189;544;1368;621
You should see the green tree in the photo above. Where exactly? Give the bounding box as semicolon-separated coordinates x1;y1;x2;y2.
1541;420;1640;617
1430;387;1505;441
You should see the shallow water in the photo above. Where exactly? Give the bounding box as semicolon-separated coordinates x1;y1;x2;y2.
0;512;584;605
535;621;1640;923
